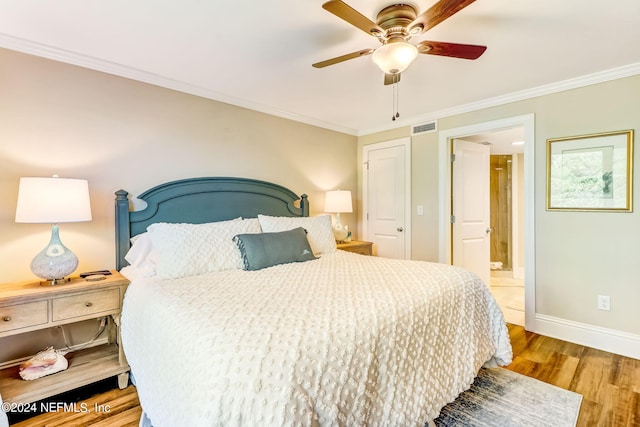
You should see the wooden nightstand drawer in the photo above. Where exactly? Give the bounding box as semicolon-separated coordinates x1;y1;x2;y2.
0;300;48;333
337;240;373;256
347;246;372;255
52;288;120;321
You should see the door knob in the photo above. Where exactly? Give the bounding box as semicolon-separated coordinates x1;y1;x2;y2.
397;227;404;232
486;227;494;234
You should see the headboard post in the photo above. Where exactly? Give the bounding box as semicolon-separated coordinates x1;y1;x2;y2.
115;189;131;271
300;194;309;217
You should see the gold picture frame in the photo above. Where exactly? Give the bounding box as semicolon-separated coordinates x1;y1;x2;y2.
546;130;634;212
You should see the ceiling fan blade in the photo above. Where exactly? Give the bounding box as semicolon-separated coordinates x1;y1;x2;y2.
409;0;477;35
417;41;487;60
322;0;383;37
312;48;374;68
384;73;401;85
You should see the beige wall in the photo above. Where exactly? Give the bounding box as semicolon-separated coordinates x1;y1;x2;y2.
357;127;442;262
359;74;640;337
0;47;358;285
2;44;638;357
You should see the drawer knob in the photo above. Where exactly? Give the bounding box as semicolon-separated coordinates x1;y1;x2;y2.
3;316;11;322
85;302;93;307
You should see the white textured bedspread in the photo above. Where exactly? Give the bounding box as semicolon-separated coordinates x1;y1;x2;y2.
121;251;512;427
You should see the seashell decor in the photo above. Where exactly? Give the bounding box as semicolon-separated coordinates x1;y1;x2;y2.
19;347;68;381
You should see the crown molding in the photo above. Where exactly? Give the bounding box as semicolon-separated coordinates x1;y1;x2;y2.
359;61;640;136
0;33;359;136
2;32;638;138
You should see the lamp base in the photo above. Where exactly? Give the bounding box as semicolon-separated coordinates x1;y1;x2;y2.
30;224;78;285
40;277;72;287
333;224;348;243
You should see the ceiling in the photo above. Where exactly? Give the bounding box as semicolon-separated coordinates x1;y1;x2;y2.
458;127;524;155
1;0;639;135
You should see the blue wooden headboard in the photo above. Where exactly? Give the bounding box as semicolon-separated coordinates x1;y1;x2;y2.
115;177;309;270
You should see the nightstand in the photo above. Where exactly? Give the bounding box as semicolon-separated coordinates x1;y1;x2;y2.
336;240;374;256
0;271;130;405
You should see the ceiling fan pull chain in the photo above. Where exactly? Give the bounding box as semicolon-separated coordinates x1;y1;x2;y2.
392;80;400;121
396;81;400;119
392;82;395;120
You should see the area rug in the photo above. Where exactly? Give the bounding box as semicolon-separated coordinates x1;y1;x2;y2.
433;367;582;427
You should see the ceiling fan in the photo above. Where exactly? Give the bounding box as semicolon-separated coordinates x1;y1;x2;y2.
312;0;487;85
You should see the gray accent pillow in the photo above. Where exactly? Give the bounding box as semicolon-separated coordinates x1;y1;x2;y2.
233;227;317;271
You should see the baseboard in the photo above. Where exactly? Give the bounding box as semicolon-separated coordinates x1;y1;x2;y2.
532;314;640;360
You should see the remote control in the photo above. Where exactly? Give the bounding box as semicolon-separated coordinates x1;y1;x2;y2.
80;270;112;278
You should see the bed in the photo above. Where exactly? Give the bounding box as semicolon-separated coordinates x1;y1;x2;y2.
115;177;512;427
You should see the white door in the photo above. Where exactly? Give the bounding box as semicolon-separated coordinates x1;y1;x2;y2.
363;138;410;259
452;139;491;285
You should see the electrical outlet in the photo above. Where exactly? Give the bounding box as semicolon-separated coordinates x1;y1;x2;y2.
597;295;611;311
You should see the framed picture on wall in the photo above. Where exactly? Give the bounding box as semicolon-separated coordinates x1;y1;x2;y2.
546;129;634;212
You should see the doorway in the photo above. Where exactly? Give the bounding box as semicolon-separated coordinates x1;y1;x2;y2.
438;114;535;329
362;137;412;259
457;129;525;325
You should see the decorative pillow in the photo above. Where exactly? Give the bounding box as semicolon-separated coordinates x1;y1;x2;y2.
233;227;317;271
147;218;261;279
257;214;336;255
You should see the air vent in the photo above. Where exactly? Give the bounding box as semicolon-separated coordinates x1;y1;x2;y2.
411;120;437;135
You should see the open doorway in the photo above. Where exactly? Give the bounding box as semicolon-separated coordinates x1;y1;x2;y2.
439;114;535;329
457;128;525;325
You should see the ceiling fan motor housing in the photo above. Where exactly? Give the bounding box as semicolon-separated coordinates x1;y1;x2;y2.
374;4;418;41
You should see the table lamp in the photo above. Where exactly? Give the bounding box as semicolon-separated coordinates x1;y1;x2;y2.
15;176;92;285
324;190;352;242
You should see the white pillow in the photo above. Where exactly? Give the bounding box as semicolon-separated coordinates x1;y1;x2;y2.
125;233;155;266
241;217;262;231
257;214;336;255
124;232;157;277
148;218;261;279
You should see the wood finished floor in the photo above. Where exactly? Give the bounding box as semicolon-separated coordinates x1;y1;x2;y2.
9;324;640;426
506;324;639;426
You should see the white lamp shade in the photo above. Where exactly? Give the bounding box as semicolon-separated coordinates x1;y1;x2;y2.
16;177;92;223
325;190;353;213
372;41;418;74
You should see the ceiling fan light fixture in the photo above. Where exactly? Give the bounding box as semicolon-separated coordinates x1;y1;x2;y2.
372;41;418;74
